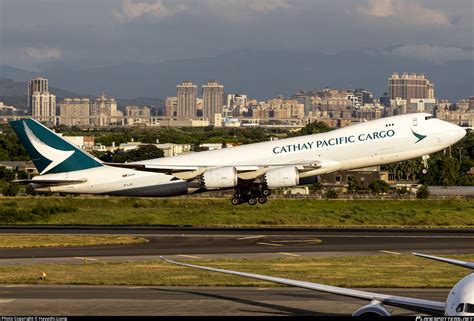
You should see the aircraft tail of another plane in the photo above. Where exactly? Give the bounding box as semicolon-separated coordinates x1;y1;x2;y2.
10;118;103;175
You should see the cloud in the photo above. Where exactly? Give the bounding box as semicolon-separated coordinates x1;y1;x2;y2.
113;0;293;23
383;44;473;64
24;47;62;61
356;0;451;27
112;0;188;23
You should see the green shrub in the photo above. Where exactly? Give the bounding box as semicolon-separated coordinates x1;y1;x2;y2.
416;185;430;199
2;182;20;196
326;189;338;199
369;180;390;194
25;184;38;196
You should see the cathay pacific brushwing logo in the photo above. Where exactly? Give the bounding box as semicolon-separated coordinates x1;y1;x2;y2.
411;129;427;144
24;122;75;174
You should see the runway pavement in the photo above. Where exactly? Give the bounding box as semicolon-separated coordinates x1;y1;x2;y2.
0;227;470;316
0;226;472;260
0;285;450;316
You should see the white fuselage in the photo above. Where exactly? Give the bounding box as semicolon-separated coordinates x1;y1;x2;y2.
35;113;466;196
446;273;474;316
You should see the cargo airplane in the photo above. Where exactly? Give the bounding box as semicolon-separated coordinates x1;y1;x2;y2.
10;113;466;205
162;253;474;316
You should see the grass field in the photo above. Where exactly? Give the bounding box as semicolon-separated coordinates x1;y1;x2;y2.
0;234;148;248
0;197;473;227
1;254;473;288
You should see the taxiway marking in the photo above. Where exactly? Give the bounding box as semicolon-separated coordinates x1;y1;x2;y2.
278;252;301;257
257;242;283;247
379;250;402;255
74;257;98;261
237;235;265;240
177;255;202;259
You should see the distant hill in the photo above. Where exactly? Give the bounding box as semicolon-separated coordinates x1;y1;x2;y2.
1;49;473;101
0;78;164;110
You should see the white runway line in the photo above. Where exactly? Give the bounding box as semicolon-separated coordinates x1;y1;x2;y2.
257;242;283;247
177;255;202;259
4;285;27;288
379;250;402;255
74;257;98;261
237;235;265;240
278;252;301;257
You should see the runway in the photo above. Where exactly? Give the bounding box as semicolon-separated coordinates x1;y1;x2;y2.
0;226;470;316
0;285;450;316
0;226;473;260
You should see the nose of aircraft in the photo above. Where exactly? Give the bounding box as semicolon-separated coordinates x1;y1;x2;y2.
456;125;467;140
442;122;467;144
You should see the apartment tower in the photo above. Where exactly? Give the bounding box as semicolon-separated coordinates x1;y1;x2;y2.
202;80;224;122
177;81;197;118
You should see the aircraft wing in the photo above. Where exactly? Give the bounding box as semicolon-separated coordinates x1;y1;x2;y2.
413;253;474;270
160;257;445;316
105;161;323;181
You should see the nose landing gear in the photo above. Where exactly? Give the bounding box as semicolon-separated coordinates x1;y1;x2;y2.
421;155;429;174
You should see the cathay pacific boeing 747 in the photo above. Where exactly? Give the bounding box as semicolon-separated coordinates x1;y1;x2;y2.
10;113;466;205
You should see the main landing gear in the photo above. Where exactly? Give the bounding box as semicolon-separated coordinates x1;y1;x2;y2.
231;187;271;206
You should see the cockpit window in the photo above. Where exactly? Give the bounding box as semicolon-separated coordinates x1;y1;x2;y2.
456;303;464;312
425;116;433;120
465;303;474;312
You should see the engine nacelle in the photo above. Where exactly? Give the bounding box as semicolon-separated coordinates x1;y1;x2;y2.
352;302;391;317
200;166;238;189
263;166;299;189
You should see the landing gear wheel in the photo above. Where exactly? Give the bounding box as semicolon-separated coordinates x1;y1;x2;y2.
261;189;271;196
248;198;257;206
422;168;428;175
231;197;241;205
258;196;267;204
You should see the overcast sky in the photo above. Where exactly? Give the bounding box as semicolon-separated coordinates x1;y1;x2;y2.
1;0;473;70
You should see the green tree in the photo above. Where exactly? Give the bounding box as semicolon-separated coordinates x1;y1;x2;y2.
291;121;331;137
369;180;390;193
347;178;362;191
100;145;164;163
2;182;19;196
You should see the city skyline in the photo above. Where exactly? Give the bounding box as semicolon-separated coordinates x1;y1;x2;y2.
7;73;471;129
0;1;472;102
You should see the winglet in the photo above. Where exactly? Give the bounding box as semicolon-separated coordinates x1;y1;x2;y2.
412;253;474;270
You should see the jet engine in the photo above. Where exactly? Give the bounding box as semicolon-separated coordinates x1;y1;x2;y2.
199;167;238;189
352;302;391;316
263;166;299;189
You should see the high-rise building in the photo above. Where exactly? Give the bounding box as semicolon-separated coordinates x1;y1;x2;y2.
28;77;56;124
227;94;248;116
28;77;48;114
59;98;90;126
125;105;151;125
354;89;374;105
177;81;197;118
31;92;56;124
469;97;474;111
90;94;120;126
389;72;435;101
165;97;177;117
202;80;224;122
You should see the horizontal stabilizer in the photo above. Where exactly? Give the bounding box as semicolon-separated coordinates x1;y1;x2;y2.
14;179;87;185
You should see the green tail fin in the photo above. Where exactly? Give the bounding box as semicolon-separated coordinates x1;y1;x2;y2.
10;118;103;175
